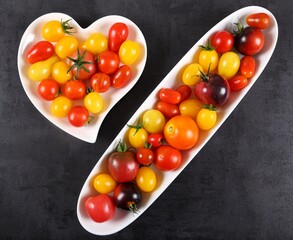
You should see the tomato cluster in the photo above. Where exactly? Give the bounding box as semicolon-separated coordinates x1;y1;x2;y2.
84;12;270;223
25;19;141;127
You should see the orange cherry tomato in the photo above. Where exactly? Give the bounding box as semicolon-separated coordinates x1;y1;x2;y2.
240;55;256;78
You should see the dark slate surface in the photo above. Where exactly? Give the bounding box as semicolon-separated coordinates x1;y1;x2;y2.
1;0;293;239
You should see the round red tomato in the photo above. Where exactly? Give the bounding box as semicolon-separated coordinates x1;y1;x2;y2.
90;72;111;93
210;30;234;54
148;133;164;148
38;79;60;101
63;80;86;100
98;50;120;74
136;147;154;165
164;115;199;150
85;194;115;223
68;106;89;127
108;22;129;53
154;145;182;171
112;65;132;88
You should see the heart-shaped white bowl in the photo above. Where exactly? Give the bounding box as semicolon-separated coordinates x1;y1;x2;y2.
77;6;278;235
17;13;147;143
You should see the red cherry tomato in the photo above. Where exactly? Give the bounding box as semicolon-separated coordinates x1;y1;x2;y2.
246;12;270;29
98;50;120;74
240;55;256;78
228;75;248;91
176;85;192;102
85;194;115;223
26;41;54;64
158;88;181;104
155;101;180;119
108;22;129;53
90;73;111;93
154;145;182;171
68;106;89;127
37;79;60;101
148;133;164;148
63;80;86;100
136;147;154;165
112;65;132;88
210;30;234;54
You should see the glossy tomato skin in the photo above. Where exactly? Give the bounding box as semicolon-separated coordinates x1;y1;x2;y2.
228;75;248;91
90;73;111;93
136;166;157;192
68;106;89;127
194;74;230;107
240;55;256;78
26;41;54;64
113;182;141;212
154;145;182;171
155;101;180;119
164;115;199;150
108;151;139;182
85;194;115;223
112;65;132;88
159;88;181;104
234;26;265;55
148;133;164;148
246;13;270;29
63;80;86;100
136;147;154;165
210;31;234;54
38;79;60;101
98;50;120;74
176;85;192;102
108;22;129;53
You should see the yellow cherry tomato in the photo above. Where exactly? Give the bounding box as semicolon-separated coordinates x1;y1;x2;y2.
196;107;217;130
28;55;59;82
182;63;203;85
179;98;202;120
93;173;117;194
42;19;74;42
84;92;104;114
199;48;219;72
142;109;166;134
128;127;148;149
218;52;240;80
51;96;72;117
119;40;140;65
52;61;72;84
136;166;157;192
82;33;108;54
55;36;78;59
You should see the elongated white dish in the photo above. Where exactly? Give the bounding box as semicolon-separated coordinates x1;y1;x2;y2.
17;13;147;143
77;6;278;235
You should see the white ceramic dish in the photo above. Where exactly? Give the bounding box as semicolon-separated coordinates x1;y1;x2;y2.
77;6;278;235
17;13;147;143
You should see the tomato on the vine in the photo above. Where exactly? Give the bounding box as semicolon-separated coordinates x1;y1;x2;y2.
37;79;60;101
210;30;234;54
68;106;89;127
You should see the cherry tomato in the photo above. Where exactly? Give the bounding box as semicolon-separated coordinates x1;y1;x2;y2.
164;115;199;150
142;109;166;134
63;80;86;100
51;96;72;117
84;92;104;114
108;143;139;182
148;133;164;148
198;42;219;72
82;33;108;54
128;127;149;149
228;75;248;91
42;19;74;42
52;61;72;84
246;12;270;29
136;147;154;165
218;52;240;80
90;73;111;93
38;79;60;101
176;85;192;102
240;55;256;78
119;40;140;65
55;36;78;59
85;194;115;223
155;101;179;119
112;65;132;89
154;145;182;171
93;173;117;194
68;106;89;127
98;50;120;74
179;98;202;120
68;49;97;80
158;88;181;104
182;63;203;85
108;22;129;53
210;31;234;54
26;41;54;64
234;25;265;56
196;106;217;130
136;166;157;192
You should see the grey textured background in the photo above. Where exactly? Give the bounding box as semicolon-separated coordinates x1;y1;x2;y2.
1;0;293;239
